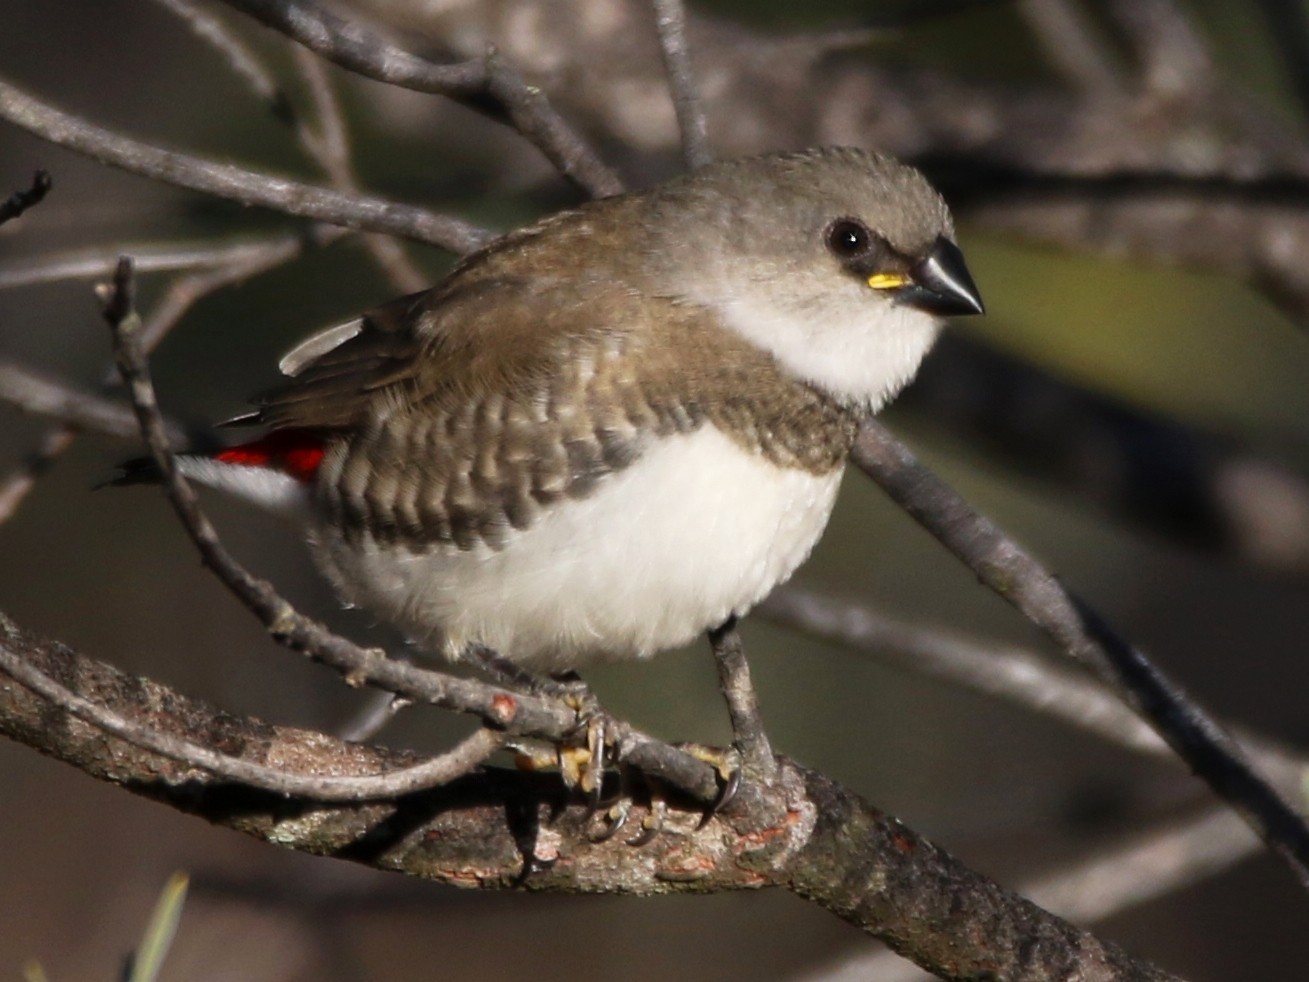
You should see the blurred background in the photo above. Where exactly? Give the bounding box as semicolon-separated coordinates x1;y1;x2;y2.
3;0;1309;978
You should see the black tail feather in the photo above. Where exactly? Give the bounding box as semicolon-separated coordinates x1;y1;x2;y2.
96;456;163;489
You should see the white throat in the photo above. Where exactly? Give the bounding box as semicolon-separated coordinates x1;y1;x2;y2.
717;294;941;411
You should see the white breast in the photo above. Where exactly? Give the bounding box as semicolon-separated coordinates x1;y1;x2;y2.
308;426;843;672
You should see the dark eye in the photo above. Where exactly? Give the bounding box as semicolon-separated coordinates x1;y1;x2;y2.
825;219;871;258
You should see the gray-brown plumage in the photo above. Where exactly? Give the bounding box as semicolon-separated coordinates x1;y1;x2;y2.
182;147;981;669
257;189;861;552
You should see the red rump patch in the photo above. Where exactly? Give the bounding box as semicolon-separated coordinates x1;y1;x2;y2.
215;430;326;482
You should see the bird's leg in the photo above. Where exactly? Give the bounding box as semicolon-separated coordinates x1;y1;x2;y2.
708;617;778;786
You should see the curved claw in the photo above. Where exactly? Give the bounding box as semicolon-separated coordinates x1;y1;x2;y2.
627;797;666;847
589;801;632;843
697;763;742;829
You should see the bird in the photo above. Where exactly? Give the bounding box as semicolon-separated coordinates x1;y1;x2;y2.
134;147;982;683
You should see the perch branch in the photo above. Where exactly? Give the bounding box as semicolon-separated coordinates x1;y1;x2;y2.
0;611;1179;981
852;419;1309;888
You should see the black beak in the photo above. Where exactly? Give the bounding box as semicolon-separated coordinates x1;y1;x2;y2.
900;237;985;316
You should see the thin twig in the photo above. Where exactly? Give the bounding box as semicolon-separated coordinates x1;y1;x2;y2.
290;48;428;292
0;170;51;226
134;225;344;355
0;425;76;526
145;0;295;123
708;619;775;784
153;0;431;291
1024;807;1256;923
0;77;491;253
0;235;334;290
651;0;711;170
852;419;1309;889
0;359;186;443
0;226;343;528
760;586;1166;757
0;637;503;800
761;586;1308;797
215;0;623;197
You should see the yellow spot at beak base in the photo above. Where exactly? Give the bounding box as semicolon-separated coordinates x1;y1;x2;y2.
867;273;909;290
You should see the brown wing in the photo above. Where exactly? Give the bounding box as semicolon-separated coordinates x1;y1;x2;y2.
258;255;854;551
254;278;562;431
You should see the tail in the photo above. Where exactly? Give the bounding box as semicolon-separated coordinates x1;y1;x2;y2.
106;429;327;519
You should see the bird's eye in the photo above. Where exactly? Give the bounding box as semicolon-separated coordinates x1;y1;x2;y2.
825;219;871;258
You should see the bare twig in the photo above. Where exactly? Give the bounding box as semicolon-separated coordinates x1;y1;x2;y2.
651;0;711;169
0;77;491;253
145;0;294;123
152;0;431;291
0;235;336;290
761;586;1308;801
289;48;428;292
0;170;51;225
1024;807;1256;923
0;225;343;528
0;636;502;799
760;586;1165;757
134;225;344;355
215;0;623;197
852;420;1309;889
0;425;76;526
0;359;186;443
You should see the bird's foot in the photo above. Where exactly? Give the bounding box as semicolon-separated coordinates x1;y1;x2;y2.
504;680;613;811
674;741;743;825
587;764;667;846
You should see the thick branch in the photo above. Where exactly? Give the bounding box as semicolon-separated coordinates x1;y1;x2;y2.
0;612;1179;980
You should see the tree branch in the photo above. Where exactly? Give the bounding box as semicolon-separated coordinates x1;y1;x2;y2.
852;420;1309;889
0;611;1179;981
0;358;186;444
0;77;490;252
651;0;711;169
215;0;623;197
